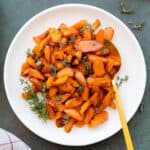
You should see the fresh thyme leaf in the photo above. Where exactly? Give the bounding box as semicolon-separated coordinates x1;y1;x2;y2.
84;62;91;76
82;55;88;63
139;102;144;112
128;20;145;30
26;48;31;56
68;35;75;44
115;75;129;88
80;24;94;32
101;47;107;55
76;85;84;93
62;59;69;66
54;95;62;102
49;64;58;76
120;1;133;14
62;114;69;125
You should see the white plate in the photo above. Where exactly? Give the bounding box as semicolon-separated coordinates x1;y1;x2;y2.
4;4;146;146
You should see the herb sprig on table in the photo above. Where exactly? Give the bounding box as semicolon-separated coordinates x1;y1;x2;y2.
20;78;48;121
128;20;145;30
120;1;133;14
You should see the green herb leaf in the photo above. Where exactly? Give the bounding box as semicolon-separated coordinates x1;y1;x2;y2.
76;85;84;93
62;59;69;66
101;47;107;55
82;55;88;63
115;75;129;88
54;95;62;102
128;20;145;30
68;35;75;44
120;1;133;14
49;64;58;76
26;48;31;56
80;24;94;32
84;62;91;76
62;114;69;125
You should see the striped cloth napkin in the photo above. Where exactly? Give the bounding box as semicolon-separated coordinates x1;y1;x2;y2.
0;128;31;150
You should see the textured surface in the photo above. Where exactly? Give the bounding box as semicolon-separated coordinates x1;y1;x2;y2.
0;0;150;149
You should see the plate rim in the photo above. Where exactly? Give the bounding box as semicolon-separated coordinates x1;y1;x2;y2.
3;3;147;146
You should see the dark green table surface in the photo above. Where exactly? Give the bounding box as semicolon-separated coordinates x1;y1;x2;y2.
0;0;150;149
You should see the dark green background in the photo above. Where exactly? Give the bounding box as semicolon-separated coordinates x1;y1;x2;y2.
0;0;150;149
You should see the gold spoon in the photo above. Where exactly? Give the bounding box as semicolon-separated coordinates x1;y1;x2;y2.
112;80;134;150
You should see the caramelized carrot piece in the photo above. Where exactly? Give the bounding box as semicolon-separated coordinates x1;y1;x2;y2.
30;78;43;91
87;77;111;87
90;92;99;106
65;98;82;108
75;121;84;128
64;118;75;133
64;109;83;121
99;89;113;111
56;119;63;128
74;70;87;86
71;19;88;30
29;68;45;80
57;67;74;78
84;107;95;124
89;111;108;127
80;101;91;115
82;29;92;40
93;59;105;77
55;112;64;119
46;76;54;89
76;40;103;53
33;37;41;44
48;87;57;97
82;86;89;101
32;43;44;57
21;62;30;76
53;76;68;86
49;28;62;43
91;19;101;30
44;46;51;63
42;34;51;45
95;29;104;44
26;56;36;68
104;27;114;40
46;104;55;119
109;101;116;109
34;30;48;40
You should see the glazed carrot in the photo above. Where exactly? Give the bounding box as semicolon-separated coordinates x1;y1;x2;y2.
87;77;111;87
53;76;68;86
44;46;51;63
26;56;36;68
91;19;101;30
104;27;114;40
65;98;82;108
21;62;30;76
20;19;121;132
33;37;41;44
80;101;91;115
71;19;88;30
84;107;95;124
64;109;83;121
48;87;57;97
46;76;54;89
46;104;55;119
74;70;87;86
57;67;74;78
90;92;99;106
30;78;43;91
99;90;113;112
82;29;92;40
109;101;116;109
64;118;75;133
81;86;89;101
93;59;105;77
29;68;45;80
55;112;64;119
95;29;104;44
75;121;84;128
76;40;103;53
89;111;108;127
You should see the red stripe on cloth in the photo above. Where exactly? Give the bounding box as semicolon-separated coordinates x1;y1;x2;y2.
0;140;20;147
5;131;13;150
